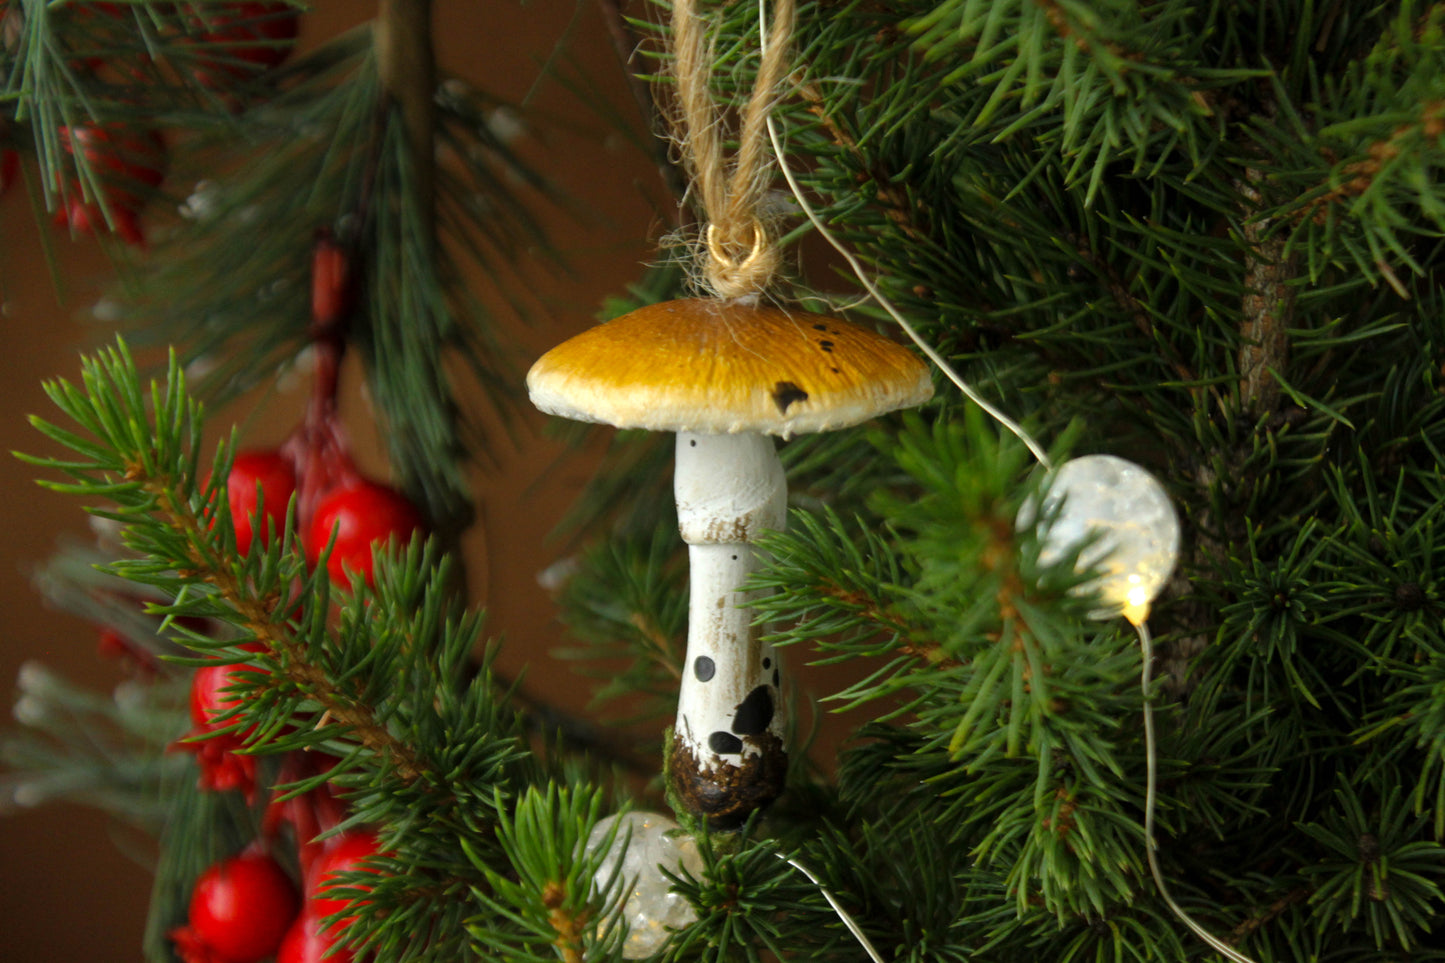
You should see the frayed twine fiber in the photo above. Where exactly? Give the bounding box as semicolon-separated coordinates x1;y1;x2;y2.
670;0;795;300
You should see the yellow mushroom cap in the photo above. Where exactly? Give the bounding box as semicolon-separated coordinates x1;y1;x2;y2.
527;299;934;437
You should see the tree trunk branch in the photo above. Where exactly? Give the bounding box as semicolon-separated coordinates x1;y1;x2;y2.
376;0;437;240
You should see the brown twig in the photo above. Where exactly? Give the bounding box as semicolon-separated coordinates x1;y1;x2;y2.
376;0;437;240
818;583;961;669
1238;167;1296;414
795;80;923;240
1227;886;1310;944
629;610;684;680
543;882;590;963
1299;100;1445;225
1067;231;1200;387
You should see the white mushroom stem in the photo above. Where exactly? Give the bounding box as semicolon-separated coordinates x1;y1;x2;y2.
671;431;788;810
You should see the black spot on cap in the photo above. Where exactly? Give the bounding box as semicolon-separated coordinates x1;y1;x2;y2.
708;731;744;754
812;323;828;331
819;340;834;353
732;685;774;736
772;381;809;414
694;655;716;682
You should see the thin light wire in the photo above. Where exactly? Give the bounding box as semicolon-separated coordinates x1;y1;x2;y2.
777;854;887;963
765;114;1052;469
757;6;1250;961
1137;619;1259;963
755;0;1051;469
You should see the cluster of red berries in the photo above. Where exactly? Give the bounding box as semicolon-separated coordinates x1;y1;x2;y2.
166;230;421;961
54;2;300;85
222;231;425;586
182;2;303;89
171;819;386;963
178;442;425;793
225;448;426;587
169;228;424;793
184;656;265;796
228;446;427;586
15;2;302;246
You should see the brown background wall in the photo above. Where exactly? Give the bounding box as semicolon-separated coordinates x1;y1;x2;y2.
0;3;657;959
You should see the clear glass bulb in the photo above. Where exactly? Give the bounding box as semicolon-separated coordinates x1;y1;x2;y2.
1027;454;1180;624
588;811;702;958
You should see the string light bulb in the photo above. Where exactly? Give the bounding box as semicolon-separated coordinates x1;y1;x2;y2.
1026;454;1180;625
587;811;701;958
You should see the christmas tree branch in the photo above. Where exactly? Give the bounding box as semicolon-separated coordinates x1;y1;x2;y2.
129;444;428;780
19;342;540;820
1065;229;1199;387
793;80;922;242
376;0;436;237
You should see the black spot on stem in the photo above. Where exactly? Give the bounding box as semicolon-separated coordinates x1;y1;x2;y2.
732;686;774;735
708;731;744;754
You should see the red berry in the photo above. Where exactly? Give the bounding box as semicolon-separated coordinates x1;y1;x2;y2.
173;851;299;963
308;830;382;931
189;663;255;730
97;627;130;661
96;626;159;674
58;194;147;246
189;2;300;86
56;123;166;245
276;912;354;963
180;661;266;795
305;481;424;587
226;450;297;556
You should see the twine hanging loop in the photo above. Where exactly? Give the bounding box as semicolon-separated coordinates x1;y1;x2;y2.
670;0;796;300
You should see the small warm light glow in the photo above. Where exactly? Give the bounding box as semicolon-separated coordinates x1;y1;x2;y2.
1123;586;1153;625
1122;602;1150;626
1115;584;1150;621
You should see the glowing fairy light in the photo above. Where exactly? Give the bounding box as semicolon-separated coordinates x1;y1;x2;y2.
1028;454;1180;625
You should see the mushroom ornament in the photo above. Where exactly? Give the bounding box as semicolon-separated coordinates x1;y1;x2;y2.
529;298;932;825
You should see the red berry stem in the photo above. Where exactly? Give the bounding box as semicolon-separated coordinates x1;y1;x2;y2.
310;228;356;335
291;789;326;880
275;229;366;535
